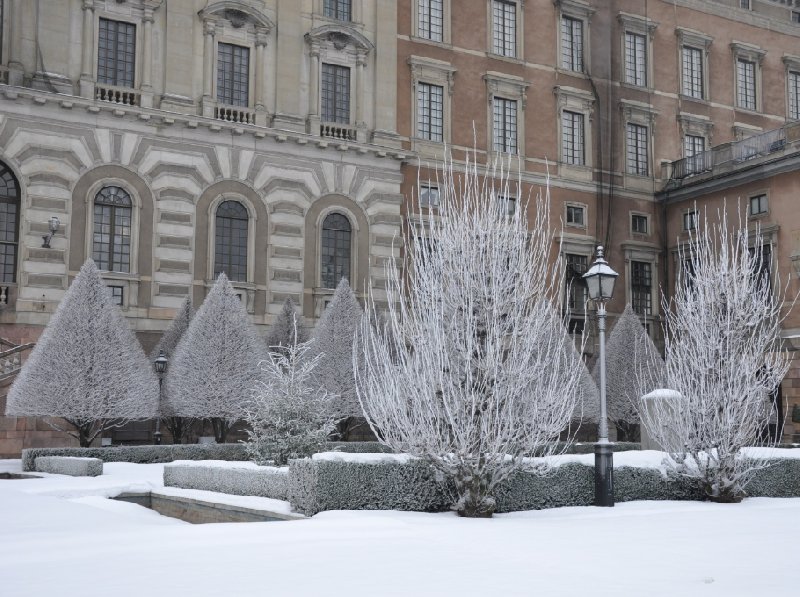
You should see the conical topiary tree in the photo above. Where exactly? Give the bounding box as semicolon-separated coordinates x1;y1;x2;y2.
593;304;665;441
265;297;308;357
5;259;158;447
164;274;265;443
311;277;364;440
150;296;194;443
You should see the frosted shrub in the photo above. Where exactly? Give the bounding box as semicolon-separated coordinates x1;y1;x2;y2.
150;296;195;443
165;274;265;443
5;259;158;446
642;206;791;502
355;156;586;517
311;278;365;440
243;318;335;465
266;297;308;359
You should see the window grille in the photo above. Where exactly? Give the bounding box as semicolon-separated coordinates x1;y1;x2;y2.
321;213;352;289
626;123;649;176
493;97;518;154
418;0;444;41
417;82;444;141
631;261;652;316
561;17;583;72
624;32;647;87
93;186;133;273
562;111;585;165
214;200;249;282
217;43;250;107
321;64;351;124
737;59;756;110
98;18;136;88
0;162;20;284
492;1;517;57
681;46;703;98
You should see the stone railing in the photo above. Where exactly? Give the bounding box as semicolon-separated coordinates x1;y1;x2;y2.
0;340;34;381
0;284;10;307
320;122;357;142
95;84;140;107
214;104;256;125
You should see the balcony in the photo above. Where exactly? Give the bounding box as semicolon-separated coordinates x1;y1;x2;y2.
95;84;140;107
663;124;799;188
320;122;357;142
214;104;256;125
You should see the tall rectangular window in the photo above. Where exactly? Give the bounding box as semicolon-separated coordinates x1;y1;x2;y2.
417;82;444;141
624;32;647;87
324;0;351;21
492;1;517;58
737;59;756;110
631;261;652;316
682;46;703;98
566;254;588;311
321;63;351;124
561;17;584;72
749;194;768;216
561;111;585;165
626;123;648;176
418;0;444;42
684;134;705;157
493;98;518;153
789;71;800;120
217;43;250;107
97;18;136;88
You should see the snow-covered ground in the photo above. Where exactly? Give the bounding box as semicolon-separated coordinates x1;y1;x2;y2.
1;458;798;597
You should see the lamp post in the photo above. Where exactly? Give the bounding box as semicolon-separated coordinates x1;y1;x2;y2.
582;245;619;507
153;350;168;446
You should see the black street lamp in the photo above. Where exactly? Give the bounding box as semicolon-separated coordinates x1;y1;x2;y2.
582;245;619;507
153;350;168;446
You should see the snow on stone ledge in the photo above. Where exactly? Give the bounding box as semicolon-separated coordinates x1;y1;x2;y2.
311;452;415;465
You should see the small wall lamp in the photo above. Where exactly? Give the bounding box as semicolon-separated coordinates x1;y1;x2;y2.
41;216;60;249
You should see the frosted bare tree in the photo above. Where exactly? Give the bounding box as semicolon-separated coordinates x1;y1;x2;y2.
311;277;365;440
164;274;265;443
5;260;158;446
593;304;664;441
641;206;790;502
243;317;335;465
150;296;195;444
355;157;586;517
265;297;308;358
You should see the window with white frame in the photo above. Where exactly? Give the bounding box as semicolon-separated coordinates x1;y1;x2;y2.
737;58;756;110
492;97;518;153
624;32;647;87
217;43;250;107
626;123;649;176
630;260;652;316
419;185;440;208
683;209;697;231
418;0;444;42
561;16;584;72
492;1;517;58
789;70;800;120
566;204;585;227
684;134;705;158
324;0;351;22
749;193;768;216
681;46;703;98
93;186;132;273
98;18;136;89
417;82;444;142
561;111;585;165
631;213;649;235
321;63;351;124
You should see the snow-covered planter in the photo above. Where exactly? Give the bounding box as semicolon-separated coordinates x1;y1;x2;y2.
327;441;391;454
34;456;103;477
288;453;450;516
163;461;289;500
21;444;249;471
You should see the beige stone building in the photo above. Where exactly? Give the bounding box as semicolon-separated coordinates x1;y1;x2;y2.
0;0;404;455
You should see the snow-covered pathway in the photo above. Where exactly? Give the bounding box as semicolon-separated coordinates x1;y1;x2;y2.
0;460;796;597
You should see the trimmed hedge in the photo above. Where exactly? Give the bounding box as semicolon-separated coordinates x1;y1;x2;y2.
164;462;289;500
34;456;103;477
745;459;800;498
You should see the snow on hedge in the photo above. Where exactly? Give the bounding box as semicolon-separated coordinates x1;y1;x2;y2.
34;456;103;477
5;259;158;447
164;460;289;500
165;273;266;443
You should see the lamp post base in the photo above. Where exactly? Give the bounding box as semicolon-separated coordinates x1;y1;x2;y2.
594;443;614;507
153;431;162;446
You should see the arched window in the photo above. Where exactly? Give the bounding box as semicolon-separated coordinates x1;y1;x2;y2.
0;162;21;284
93;186;133;273
214;200;249;282
321;212;352;289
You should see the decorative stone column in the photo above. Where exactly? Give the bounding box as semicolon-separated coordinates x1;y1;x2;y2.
307;43;321;135
355;51;367;142
6;0;25;85
139;5;155;107
201;19;217;117
78;0;96;98
254;27;269;126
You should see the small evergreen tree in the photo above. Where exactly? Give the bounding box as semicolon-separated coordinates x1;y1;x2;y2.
311;278;364;440
265;297;308;357
243;317;335;465
150;296;195;444
593;304;665;441
164;274;265;443
5;259;158;446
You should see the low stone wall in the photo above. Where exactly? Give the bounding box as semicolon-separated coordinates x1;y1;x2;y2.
163;461;289;501
34;456;103;477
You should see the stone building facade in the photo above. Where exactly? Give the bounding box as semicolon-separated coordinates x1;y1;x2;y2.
0;0;404;456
